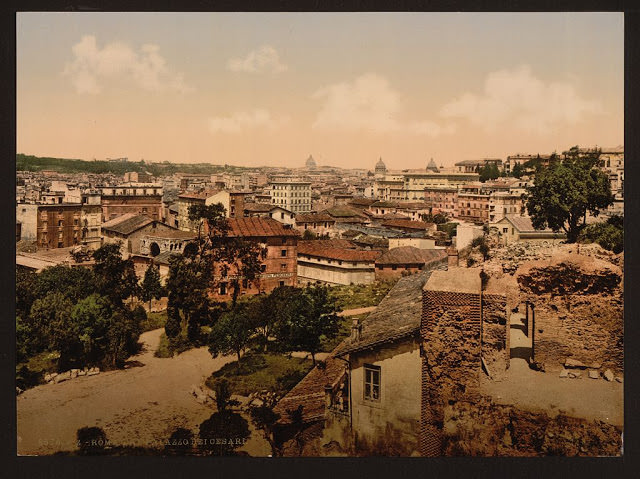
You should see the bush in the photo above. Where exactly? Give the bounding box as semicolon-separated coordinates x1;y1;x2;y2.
77;427;109;455
578;220;623;254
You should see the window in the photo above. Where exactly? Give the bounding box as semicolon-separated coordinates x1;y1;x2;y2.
281;212;285;220
281;263;287;271
219;282;227;295
364;364;380;401
281;249;287;257
260;264;266;273
279;280;285;287
392;265;398;271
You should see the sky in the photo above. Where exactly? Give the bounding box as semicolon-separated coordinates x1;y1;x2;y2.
16;12;624;170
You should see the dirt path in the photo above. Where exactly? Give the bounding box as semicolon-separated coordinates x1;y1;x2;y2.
17;329;270;456
338;306;377;317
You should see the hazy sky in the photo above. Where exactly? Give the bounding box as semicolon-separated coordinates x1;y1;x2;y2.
17;12;623;170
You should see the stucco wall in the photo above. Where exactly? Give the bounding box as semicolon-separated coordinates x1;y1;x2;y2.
349;337;422;454
297;261;376;285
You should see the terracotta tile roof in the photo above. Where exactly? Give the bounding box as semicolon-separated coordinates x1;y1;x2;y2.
273;355;347;425
102;214;154;235
226;217;299;238
298;240;382;262
376;246;447;266
295;213;336;224
335;271;431;356
243;202;276;213
381;219;433;230
320;206;367;219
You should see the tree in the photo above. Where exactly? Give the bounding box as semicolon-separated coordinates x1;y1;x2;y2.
165;253;212;343
92;243;140;306
141;263;164;311
105;309;143;368
277;285;341;364
471;236;490;261
198;410;250;456
77;427;109;455
71;294;113;365
212;378;240;412
29;292;77;370
526;152;614;243
302;229;317;240
479;163;500;182
208;304;256;368
511;162;524;179
578;216;623;254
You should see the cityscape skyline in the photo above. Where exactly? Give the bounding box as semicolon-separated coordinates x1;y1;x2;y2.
17;12;623;169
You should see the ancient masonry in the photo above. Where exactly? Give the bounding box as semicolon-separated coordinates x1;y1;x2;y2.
419;268;508;456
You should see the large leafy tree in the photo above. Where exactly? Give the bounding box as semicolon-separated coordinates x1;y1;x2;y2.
71;293;113;365
92;243;140;306
28;292;77;370
276;285;342;364
526;149;614;243
140;263;165;311
165;253;212;343
208;303;256;367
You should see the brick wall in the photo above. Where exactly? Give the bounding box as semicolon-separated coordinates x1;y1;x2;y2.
420;289;482;456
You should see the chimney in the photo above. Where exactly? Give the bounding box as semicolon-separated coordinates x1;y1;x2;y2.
447;246;459;268
351;319;362;341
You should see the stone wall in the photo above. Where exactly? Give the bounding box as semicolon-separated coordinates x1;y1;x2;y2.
517;257;623;373
481;293;509;378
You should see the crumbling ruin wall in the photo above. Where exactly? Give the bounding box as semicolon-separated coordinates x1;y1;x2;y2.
481;293;509;378
517;258;623;373
441;398;622;457
420;290;482;456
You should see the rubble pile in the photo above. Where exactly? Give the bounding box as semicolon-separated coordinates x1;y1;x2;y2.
442;399;622;457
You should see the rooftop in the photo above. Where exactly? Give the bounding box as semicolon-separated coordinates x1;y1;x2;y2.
298;240;382;262
424;267;481;294
381;219;433;230
273;355;347;425
226;217;300;238
376;246;446;265
101;213;156;235
336;271;430;356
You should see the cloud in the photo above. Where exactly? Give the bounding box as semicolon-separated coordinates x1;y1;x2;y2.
63;35;192;94
207;109;289;133
312;73;454;137
440;65;602;134
227;45;288;74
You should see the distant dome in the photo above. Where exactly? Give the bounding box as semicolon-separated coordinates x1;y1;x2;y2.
426;158;439;173
306;155;317;169
375;157;387;174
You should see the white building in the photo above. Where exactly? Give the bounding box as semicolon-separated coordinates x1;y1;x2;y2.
268;176;312;214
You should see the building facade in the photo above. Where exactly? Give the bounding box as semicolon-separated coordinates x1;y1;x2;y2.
268;176;312;214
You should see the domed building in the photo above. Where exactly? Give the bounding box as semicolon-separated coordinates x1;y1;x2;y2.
305;155;317;170
426;158;439;173
375;157;387;175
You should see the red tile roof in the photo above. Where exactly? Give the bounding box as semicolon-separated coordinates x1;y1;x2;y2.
226;217;299;238
298;240;382;262
295;213;336;224
273;355;347;425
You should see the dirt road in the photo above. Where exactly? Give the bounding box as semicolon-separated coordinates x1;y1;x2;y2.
17;329;270;456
